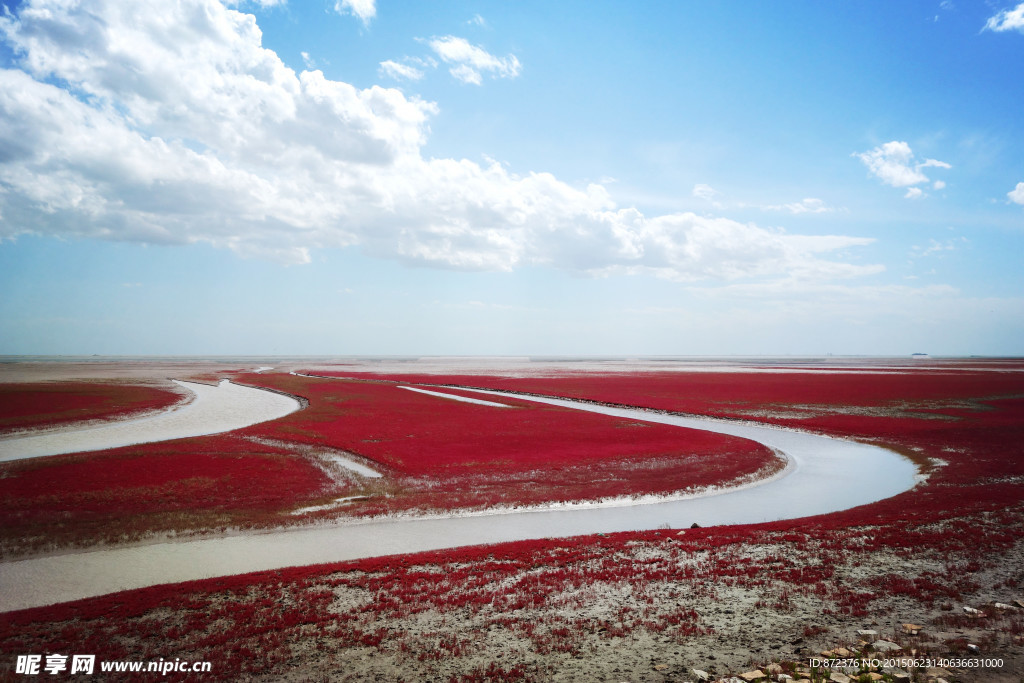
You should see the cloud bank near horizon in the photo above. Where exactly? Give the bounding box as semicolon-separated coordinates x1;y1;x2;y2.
0;0;879;283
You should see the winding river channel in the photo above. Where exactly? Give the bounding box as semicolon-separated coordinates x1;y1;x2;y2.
0;380;301;462
0;383;919;612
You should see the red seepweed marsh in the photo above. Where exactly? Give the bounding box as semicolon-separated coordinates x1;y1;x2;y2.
1;357;1023;682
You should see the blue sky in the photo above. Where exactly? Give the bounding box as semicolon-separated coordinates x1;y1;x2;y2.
1;0;1022;356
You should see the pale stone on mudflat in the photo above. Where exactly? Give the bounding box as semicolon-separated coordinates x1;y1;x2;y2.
995;602;1012;610
873;640;901;652
866;674;884;681
901;623;923;634
692;670;710;682
739;671;765;681
829;673;851;683
834;646;852;656
857;629;878;642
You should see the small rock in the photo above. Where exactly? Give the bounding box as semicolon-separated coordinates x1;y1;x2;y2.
834;647;852;657
692;670;710;682
963;606;984;617
926;667;952;677
994;602;1011;610
866;674;884;681
676;530;687;536
765;663;782;674
829;673;851;683
872;640;901;652
738;671;765;681
967;643;981;654
1014;598;1024;609
901;623;923;635
690;522;701;528
857;629;878;642
653;663;668;671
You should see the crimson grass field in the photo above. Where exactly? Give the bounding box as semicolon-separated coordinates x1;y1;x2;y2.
0;382;185;434
1;358;1023;682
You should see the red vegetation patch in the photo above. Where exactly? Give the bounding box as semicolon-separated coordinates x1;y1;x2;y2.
2;365;1024;679
0;382;185;434
0;435;338;555
312;366;1024;422
235;373;779;513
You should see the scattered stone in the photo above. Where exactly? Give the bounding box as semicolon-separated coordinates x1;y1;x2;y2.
765;663;782;674
857;629;878;642
653;664;667;671
926;667;952;678
967;643;981;654
676;530;686;536
1014;599;1024;609
866;674;884;681
833;646;852;657
690;522;701;529
901;623;923;635
963;606;984;617
738;670;765;681
692;670;710;682
872;640;901;652
994;602;1012;610
829;673;851;683
887;669;911;681
820;649;835;657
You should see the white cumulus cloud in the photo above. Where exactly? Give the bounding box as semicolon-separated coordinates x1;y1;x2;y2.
855;141;950;198
985;2;1024;32
427;36;520;85
0;0;879;283
1009;182;1024;205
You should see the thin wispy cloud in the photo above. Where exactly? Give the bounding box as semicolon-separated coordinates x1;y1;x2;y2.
693;185;835;214
427;36;521;85
761;198;834;215
854;141;950;199
910;237;967;259
379;60;425;81
335;0;375;25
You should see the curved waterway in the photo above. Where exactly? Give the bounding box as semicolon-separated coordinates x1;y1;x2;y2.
0;380;301;462
0;386;918;612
